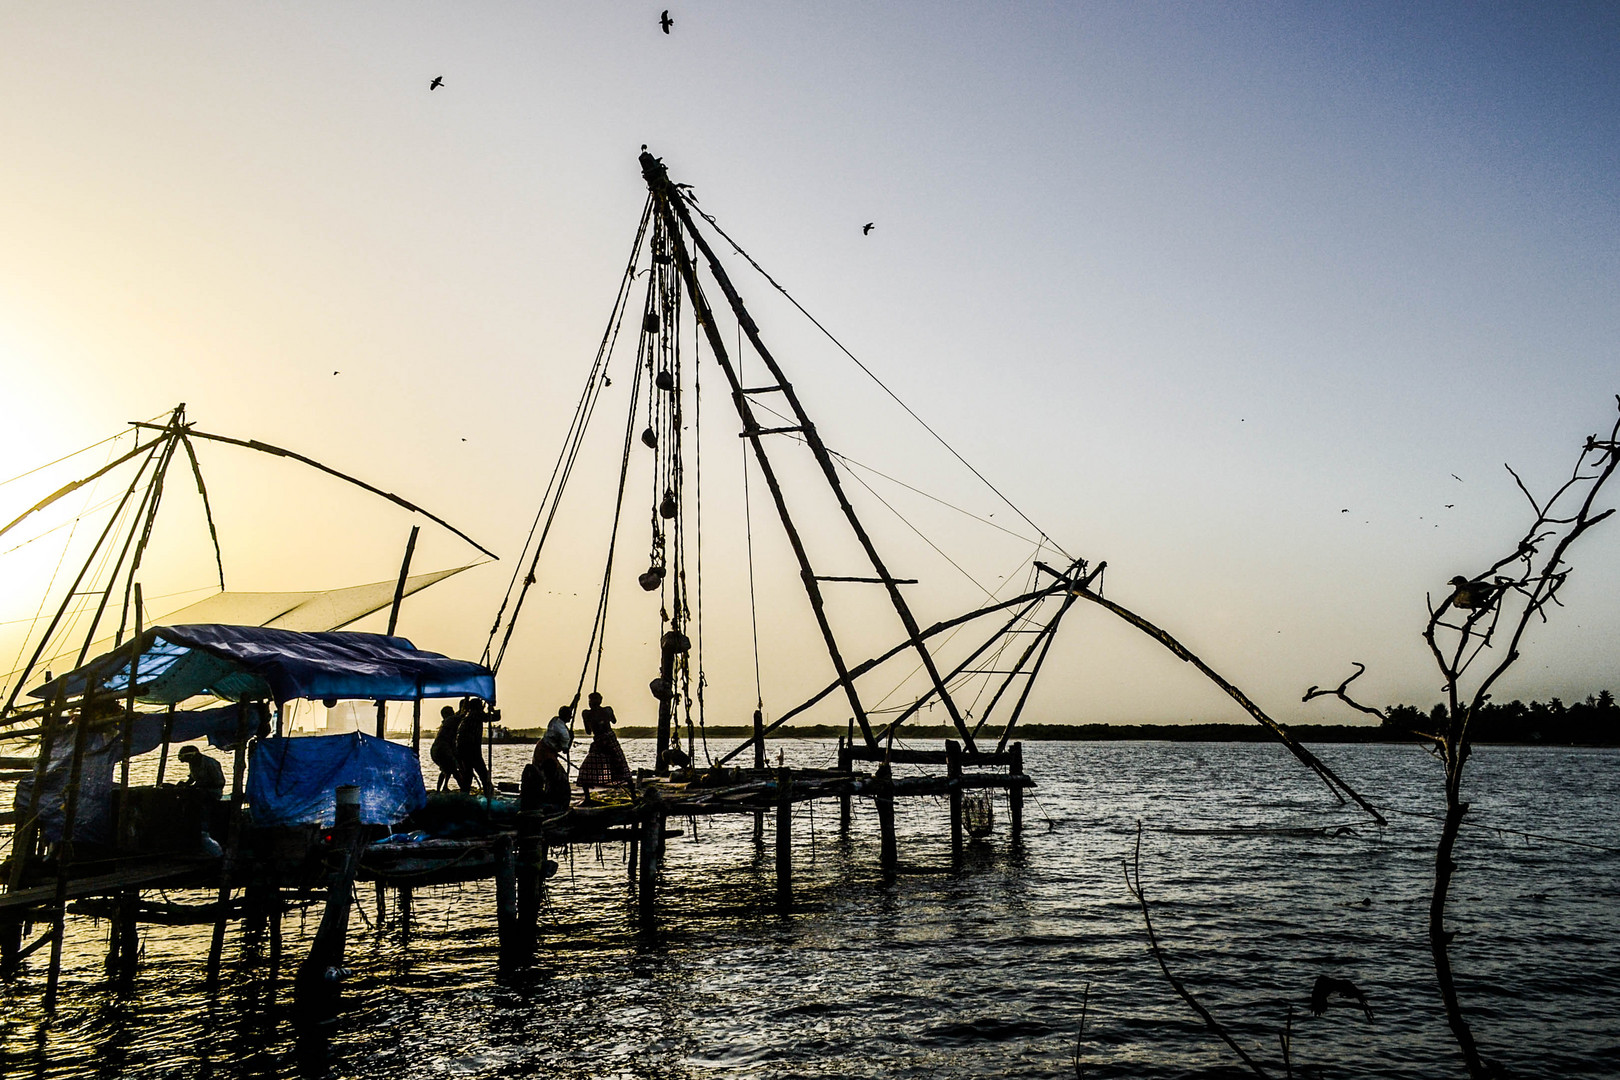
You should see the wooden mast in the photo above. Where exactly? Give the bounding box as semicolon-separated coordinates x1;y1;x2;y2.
641;150;976;750
641;152;879;750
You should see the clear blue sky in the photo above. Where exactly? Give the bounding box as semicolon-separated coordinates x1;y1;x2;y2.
1;4;1615;728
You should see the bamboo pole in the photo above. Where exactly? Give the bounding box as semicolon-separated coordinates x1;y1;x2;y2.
775;770;792;909
45;691;97;1009
946;740;963;865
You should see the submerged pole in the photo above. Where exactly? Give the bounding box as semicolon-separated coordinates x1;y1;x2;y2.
838;735;852;837
752;709;765;848
775;770;792;909
875;761;897;875
294;785;363;1018
637;809;663;931
494;834;519;965
946;739;963;865
1008;742;1024;841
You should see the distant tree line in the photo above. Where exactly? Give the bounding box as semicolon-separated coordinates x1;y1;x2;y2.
1383;690;1618;745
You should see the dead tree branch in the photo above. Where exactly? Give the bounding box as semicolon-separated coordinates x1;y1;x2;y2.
1125;822;1272;1078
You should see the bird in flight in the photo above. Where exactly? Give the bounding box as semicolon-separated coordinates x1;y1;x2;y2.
429;76;444;90
333;370;340;376
862;222;875;235
1451;473;1463;482
660;10;673;33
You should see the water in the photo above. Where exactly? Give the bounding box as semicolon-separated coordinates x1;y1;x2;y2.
2;740;1617;1078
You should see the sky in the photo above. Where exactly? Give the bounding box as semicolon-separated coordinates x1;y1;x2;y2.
1;3;1616;736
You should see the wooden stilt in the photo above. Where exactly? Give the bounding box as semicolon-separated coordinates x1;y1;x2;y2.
752;709;765;848
46;691;97;1010
946;739;963;866
267;883;283;997
1008;742;1024;841
876;761;897;874
637;810;662;930
494;834;519;965
775;771;792;909
154;704;176;785
516;830;541;955
374;882;386;929
294;785;362;1019
111;888;138;990
205;705;253;988
398;886;413;944
627;830;639;891
838;736;852;837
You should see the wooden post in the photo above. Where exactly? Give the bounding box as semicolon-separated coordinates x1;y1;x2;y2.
946;739;963;865
1009;741;1024;841
494;834;519;965
46;691;97;1010
205;704;253;988
875;761;897;874
267;883;283;1000
752;709;765;847
775;770;792;909
411;695;422;758
115;587;141;845
294;785;362;1019
516;831;541;954
838;736;852;837
398;885;412;944
637;810;662;931
154;704;176;785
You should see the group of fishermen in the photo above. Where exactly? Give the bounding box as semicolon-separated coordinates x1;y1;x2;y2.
427;690;633;814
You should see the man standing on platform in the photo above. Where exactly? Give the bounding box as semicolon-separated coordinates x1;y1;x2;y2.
578;692;631;799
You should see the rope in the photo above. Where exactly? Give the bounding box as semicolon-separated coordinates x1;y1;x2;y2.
485;198;653;673
683;195;1072;563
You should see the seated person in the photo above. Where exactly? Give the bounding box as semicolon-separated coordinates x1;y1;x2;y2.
175;744;226;801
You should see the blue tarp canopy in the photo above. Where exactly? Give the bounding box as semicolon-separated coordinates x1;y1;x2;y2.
248;733;427;827
31;624;494;706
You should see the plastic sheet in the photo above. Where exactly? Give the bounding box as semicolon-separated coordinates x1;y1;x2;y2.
247;733;427;827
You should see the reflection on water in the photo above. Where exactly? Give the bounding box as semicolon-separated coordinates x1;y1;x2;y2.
2;740;1617;1078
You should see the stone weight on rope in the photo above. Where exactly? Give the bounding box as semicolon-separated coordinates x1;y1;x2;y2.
649;677;675;701
661;630;691;655
644;312;660;333
659;490;678;519
655;370;675;392
641;428;658;449
638;567;665;591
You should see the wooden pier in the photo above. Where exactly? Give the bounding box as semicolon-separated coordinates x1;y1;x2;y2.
0;740;1031;1017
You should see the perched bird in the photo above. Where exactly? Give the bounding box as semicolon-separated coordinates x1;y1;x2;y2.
1447;575;1499;610
429;76;444;90
1310;975;1373;1021
862;222;875;235
660;9;673;33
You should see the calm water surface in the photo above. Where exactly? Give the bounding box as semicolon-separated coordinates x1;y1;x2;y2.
2;739;1617;1078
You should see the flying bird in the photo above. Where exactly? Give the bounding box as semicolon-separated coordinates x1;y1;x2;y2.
1445;503;1454;508
429;76;444;90
660;9;673;33
1310;975;1373;1021
1451;473;1463;482
333;370;340;375
862;222;874;235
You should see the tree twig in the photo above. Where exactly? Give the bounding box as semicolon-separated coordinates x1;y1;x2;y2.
1124;821;1272;1078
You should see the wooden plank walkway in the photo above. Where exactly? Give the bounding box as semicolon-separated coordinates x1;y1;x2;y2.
0;857;217;916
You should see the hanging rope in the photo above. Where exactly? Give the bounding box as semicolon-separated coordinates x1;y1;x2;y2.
485;198;654;673
682;194;1072;563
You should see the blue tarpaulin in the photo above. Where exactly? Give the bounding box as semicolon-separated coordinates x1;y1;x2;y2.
247;733;427;827
33;624;494;705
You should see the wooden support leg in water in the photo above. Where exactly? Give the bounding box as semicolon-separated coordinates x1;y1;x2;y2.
776;771;793;910
294;786;363;1019
398;886;412;943
1008;741;1024;842
110;888;139;990
752;709;765;849
637;810;662;931
838;737;852;837
494;834;519;966
875;762;897;874
946;740;964;866
516;833;541;955
267;884;283;998
206;706;253;989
